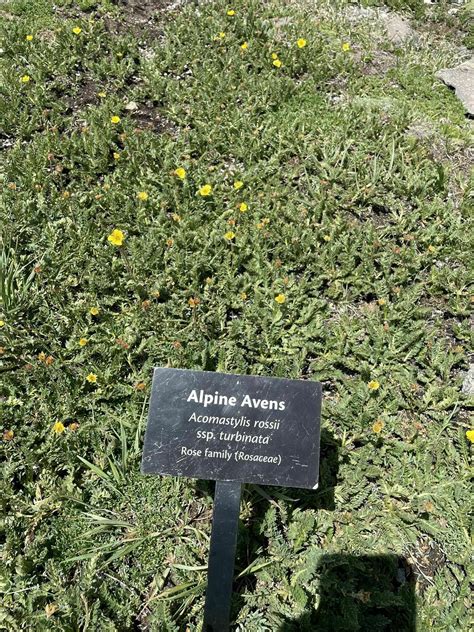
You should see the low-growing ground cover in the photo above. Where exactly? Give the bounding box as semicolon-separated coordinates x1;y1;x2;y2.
1;0;472;630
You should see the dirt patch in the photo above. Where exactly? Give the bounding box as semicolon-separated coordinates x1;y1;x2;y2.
129;101;180;135
64;78;100;113
105;0;178;41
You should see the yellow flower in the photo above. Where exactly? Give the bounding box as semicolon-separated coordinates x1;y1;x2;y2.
271;53;278;60
323;235;331;241
98;91;107;98
241;291;247;300
224;231;236;240
368;380;380;391
20;74;30;83
110;115;121;124
113;152;120;160
79;338;88;347
107;229;125;246
233;180;243;190
3;429;14;441
273;59;282;68
72;26;82;35
377;298;386;306
172;213;181;222
372;419;384;433
174;167;186;179
241;41;248;50
239;202;248;212
137;191;149;201
297;38;307;48
188;297;200;308
227;9;235;16
0;320;4;327
275;294;286;304
342;42;351;52
427;245;436;253
86;373;97;383
198;184;212;196
90;306;100;316
26;34;33;41
466;430;474;443
53;421;65;434
216;32;226;40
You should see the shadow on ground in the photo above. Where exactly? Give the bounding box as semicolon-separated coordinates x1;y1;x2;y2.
277;554;416;632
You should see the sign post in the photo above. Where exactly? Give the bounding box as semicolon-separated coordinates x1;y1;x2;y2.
141;368;322;630
203;481;242;632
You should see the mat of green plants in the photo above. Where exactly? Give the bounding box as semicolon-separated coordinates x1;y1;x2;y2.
1;0;473;630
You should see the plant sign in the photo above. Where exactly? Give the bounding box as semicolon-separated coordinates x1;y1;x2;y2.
141;368;322;631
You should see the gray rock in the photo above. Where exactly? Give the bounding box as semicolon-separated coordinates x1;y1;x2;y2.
462;364;474;395
381;12;415;44
436;58;474;116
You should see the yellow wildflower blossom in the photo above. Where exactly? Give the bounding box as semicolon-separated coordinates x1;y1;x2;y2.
273;59;282;68
227;9;235;16
275;294;286;304
26;35;33;41
224;231;236;240
137;191;149;201
466;430;474;443
90;306;100;316
233;180;243;190
297;38;307;48
107;229;125;246
241;41;248;50
368;380;380;391
3;430;14;441
372;419;384;433
86;373;97;383
72;26;82;35
174;167;186;179
110;115;121;124
79;338;88;347
20;75;30;83
342;42;351;52
239;202;248;212
198;184;212;196
53;421;65;434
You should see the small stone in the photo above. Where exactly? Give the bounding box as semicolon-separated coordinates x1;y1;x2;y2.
436;58;474;116
462;364;474;395
381;12;415;44
125;101;139;111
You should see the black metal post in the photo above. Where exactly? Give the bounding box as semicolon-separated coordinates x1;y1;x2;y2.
203;480;242;632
